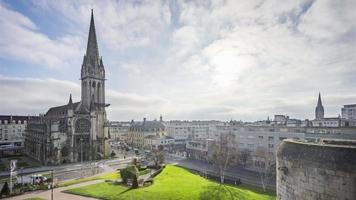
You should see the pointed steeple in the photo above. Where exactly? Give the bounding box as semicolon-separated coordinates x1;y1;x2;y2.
86;9;99;62
67;93;74;110
68;94;73;105
315;92;324;119
317;92;322;106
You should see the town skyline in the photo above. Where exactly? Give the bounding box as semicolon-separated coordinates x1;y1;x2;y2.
0;0;355;121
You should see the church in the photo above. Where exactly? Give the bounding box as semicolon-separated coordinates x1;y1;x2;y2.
25;10;110;165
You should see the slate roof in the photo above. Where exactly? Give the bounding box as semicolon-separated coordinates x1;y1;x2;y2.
46;102;80;116
145;135;174;140
130;120;165;131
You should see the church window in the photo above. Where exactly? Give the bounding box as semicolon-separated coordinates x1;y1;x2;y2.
75;118;91;133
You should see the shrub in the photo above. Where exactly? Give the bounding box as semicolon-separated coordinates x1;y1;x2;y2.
120;165;138;184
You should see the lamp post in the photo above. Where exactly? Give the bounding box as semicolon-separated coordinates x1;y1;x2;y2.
80;137;84;178
51;170;54;200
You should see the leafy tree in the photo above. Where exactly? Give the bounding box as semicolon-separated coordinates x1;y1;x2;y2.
120;165;139;186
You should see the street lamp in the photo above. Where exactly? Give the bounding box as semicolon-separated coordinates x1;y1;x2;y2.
80;137;84;178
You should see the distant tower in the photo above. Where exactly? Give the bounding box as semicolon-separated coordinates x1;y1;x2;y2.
315;93;324;119
81;9;105;110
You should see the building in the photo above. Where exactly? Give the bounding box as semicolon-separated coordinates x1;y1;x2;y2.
144;135;174;150
186;139;215;160
105;121;130;142
127;118;166;149
315;93;324;119
311;93;355;127
25;10;110;165
341;104;356;119
165;120;224;144
0;115;38;156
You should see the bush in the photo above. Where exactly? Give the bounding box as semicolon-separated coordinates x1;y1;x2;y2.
120;165;138;184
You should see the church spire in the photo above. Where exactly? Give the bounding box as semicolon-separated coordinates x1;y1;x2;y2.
315;92;324;119
86;9;99;61
317;92;322;106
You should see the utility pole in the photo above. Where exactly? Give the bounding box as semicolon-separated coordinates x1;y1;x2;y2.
21;167;24;193
51;170;54;200
80;137;84;178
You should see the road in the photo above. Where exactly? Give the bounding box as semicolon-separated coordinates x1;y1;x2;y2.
0;156;137;184
166;154;276;190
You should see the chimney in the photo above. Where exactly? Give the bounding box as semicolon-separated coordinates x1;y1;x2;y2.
143;117;146;124
159;115;163;122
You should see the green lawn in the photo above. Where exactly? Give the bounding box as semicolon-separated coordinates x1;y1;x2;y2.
65;165;276;200
58;171;120;187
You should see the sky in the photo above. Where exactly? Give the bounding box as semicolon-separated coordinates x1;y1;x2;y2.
0;0;355;121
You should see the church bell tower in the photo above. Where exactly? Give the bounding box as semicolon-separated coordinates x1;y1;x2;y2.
81;9;105;111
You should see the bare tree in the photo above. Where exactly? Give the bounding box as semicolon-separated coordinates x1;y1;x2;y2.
239;148;251;168
210;131;239;183
150;145;165;167
255;146;276;192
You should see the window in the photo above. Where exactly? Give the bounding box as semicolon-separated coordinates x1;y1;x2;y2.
268;144;274;148
268;136;274;141
258;136;264;139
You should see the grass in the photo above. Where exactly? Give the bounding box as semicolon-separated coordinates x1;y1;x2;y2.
58;171;120;187
65;165;276;200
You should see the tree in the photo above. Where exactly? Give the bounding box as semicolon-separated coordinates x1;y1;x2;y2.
239;149;251;168
255;146;276;192
150;145;165;167
210;131;239;184
120;165;139;187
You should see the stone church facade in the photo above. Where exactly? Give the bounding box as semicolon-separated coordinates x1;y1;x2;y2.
25;10;110;165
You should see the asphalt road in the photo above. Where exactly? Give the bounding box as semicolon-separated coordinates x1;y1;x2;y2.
0;156;136;183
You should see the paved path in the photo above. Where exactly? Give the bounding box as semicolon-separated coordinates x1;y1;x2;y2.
8;179;103;200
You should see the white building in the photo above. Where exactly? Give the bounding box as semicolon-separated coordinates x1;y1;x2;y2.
342;104;356;120
105;121;130;142
165;120;225;144
144;135;174;150
0;115;38;156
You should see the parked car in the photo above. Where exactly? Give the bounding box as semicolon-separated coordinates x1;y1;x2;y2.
18;174;47;185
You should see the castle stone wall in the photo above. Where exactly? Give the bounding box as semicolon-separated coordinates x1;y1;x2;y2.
277;139;356;200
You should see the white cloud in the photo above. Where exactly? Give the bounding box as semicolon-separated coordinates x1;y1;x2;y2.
1;0;356;121
0;3;83;68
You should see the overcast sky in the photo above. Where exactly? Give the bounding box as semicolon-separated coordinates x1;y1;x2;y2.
0;0;355;121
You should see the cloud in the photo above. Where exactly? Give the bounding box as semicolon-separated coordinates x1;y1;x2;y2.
0;0;355;121
0;3;83;68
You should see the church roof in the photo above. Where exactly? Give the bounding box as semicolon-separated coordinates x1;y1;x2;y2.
130;120;165;131
46;102;80;116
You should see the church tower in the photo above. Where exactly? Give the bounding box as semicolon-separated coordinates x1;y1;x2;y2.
315;92;324;119
81;9;105;111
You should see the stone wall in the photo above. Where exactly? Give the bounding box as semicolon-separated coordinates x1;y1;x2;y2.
277;139;356;200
